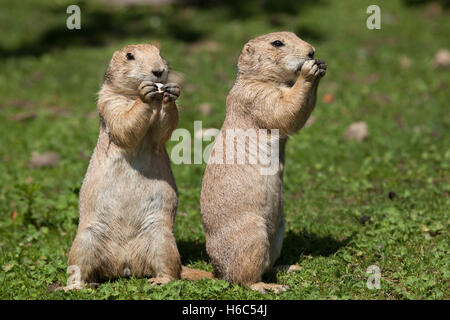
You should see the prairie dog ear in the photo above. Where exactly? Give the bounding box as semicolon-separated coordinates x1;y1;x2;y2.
238;43;257;72
151;41;161;50
243;43;254;56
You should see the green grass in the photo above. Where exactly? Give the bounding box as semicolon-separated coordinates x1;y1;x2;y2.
0;0;449;299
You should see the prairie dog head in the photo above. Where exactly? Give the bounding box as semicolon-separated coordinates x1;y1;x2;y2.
104;44;169;94
237;32;315;83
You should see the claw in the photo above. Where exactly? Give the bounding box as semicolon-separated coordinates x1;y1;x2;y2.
161;83;181;103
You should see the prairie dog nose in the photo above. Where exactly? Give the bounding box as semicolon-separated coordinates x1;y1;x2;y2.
152;69;164;78
307;49;315;59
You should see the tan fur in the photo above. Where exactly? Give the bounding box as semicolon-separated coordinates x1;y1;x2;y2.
181;266;215;281
200;32;326;293
67;44;185;286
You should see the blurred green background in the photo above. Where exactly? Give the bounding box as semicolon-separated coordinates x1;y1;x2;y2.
0;0;448;299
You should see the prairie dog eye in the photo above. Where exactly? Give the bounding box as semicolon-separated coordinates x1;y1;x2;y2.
126;53;135;60
271;40;284;47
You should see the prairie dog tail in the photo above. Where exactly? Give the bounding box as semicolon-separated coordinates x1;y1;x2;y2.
181;266;214;281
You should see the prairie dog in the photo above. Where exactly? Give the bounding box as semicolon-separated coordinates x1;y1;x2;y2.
200;32;327;293
67;44;210;288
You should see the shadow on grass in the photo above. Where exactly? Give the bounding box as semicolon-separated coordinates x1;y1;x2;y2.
0;0;326;58
0;1;205;58
178;0;327;42
276;230;353;265
177;230;353;268
177;239;210;265
263;231;353;282
183;0;323;19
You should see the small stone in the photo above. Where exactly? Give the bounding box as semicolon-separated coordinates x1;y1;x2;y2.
198;103;212;116
287;264;302;273
28;151;61;169
399;55;411;69
432;49;450;69
3;263;14;272
322;93;335;103
344;122;369;142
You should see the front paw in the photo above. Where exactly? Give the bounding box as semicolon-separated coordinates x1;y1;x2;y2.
139;81;163;103
300;59;327;81
162;83;181;103
315;59;327;77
